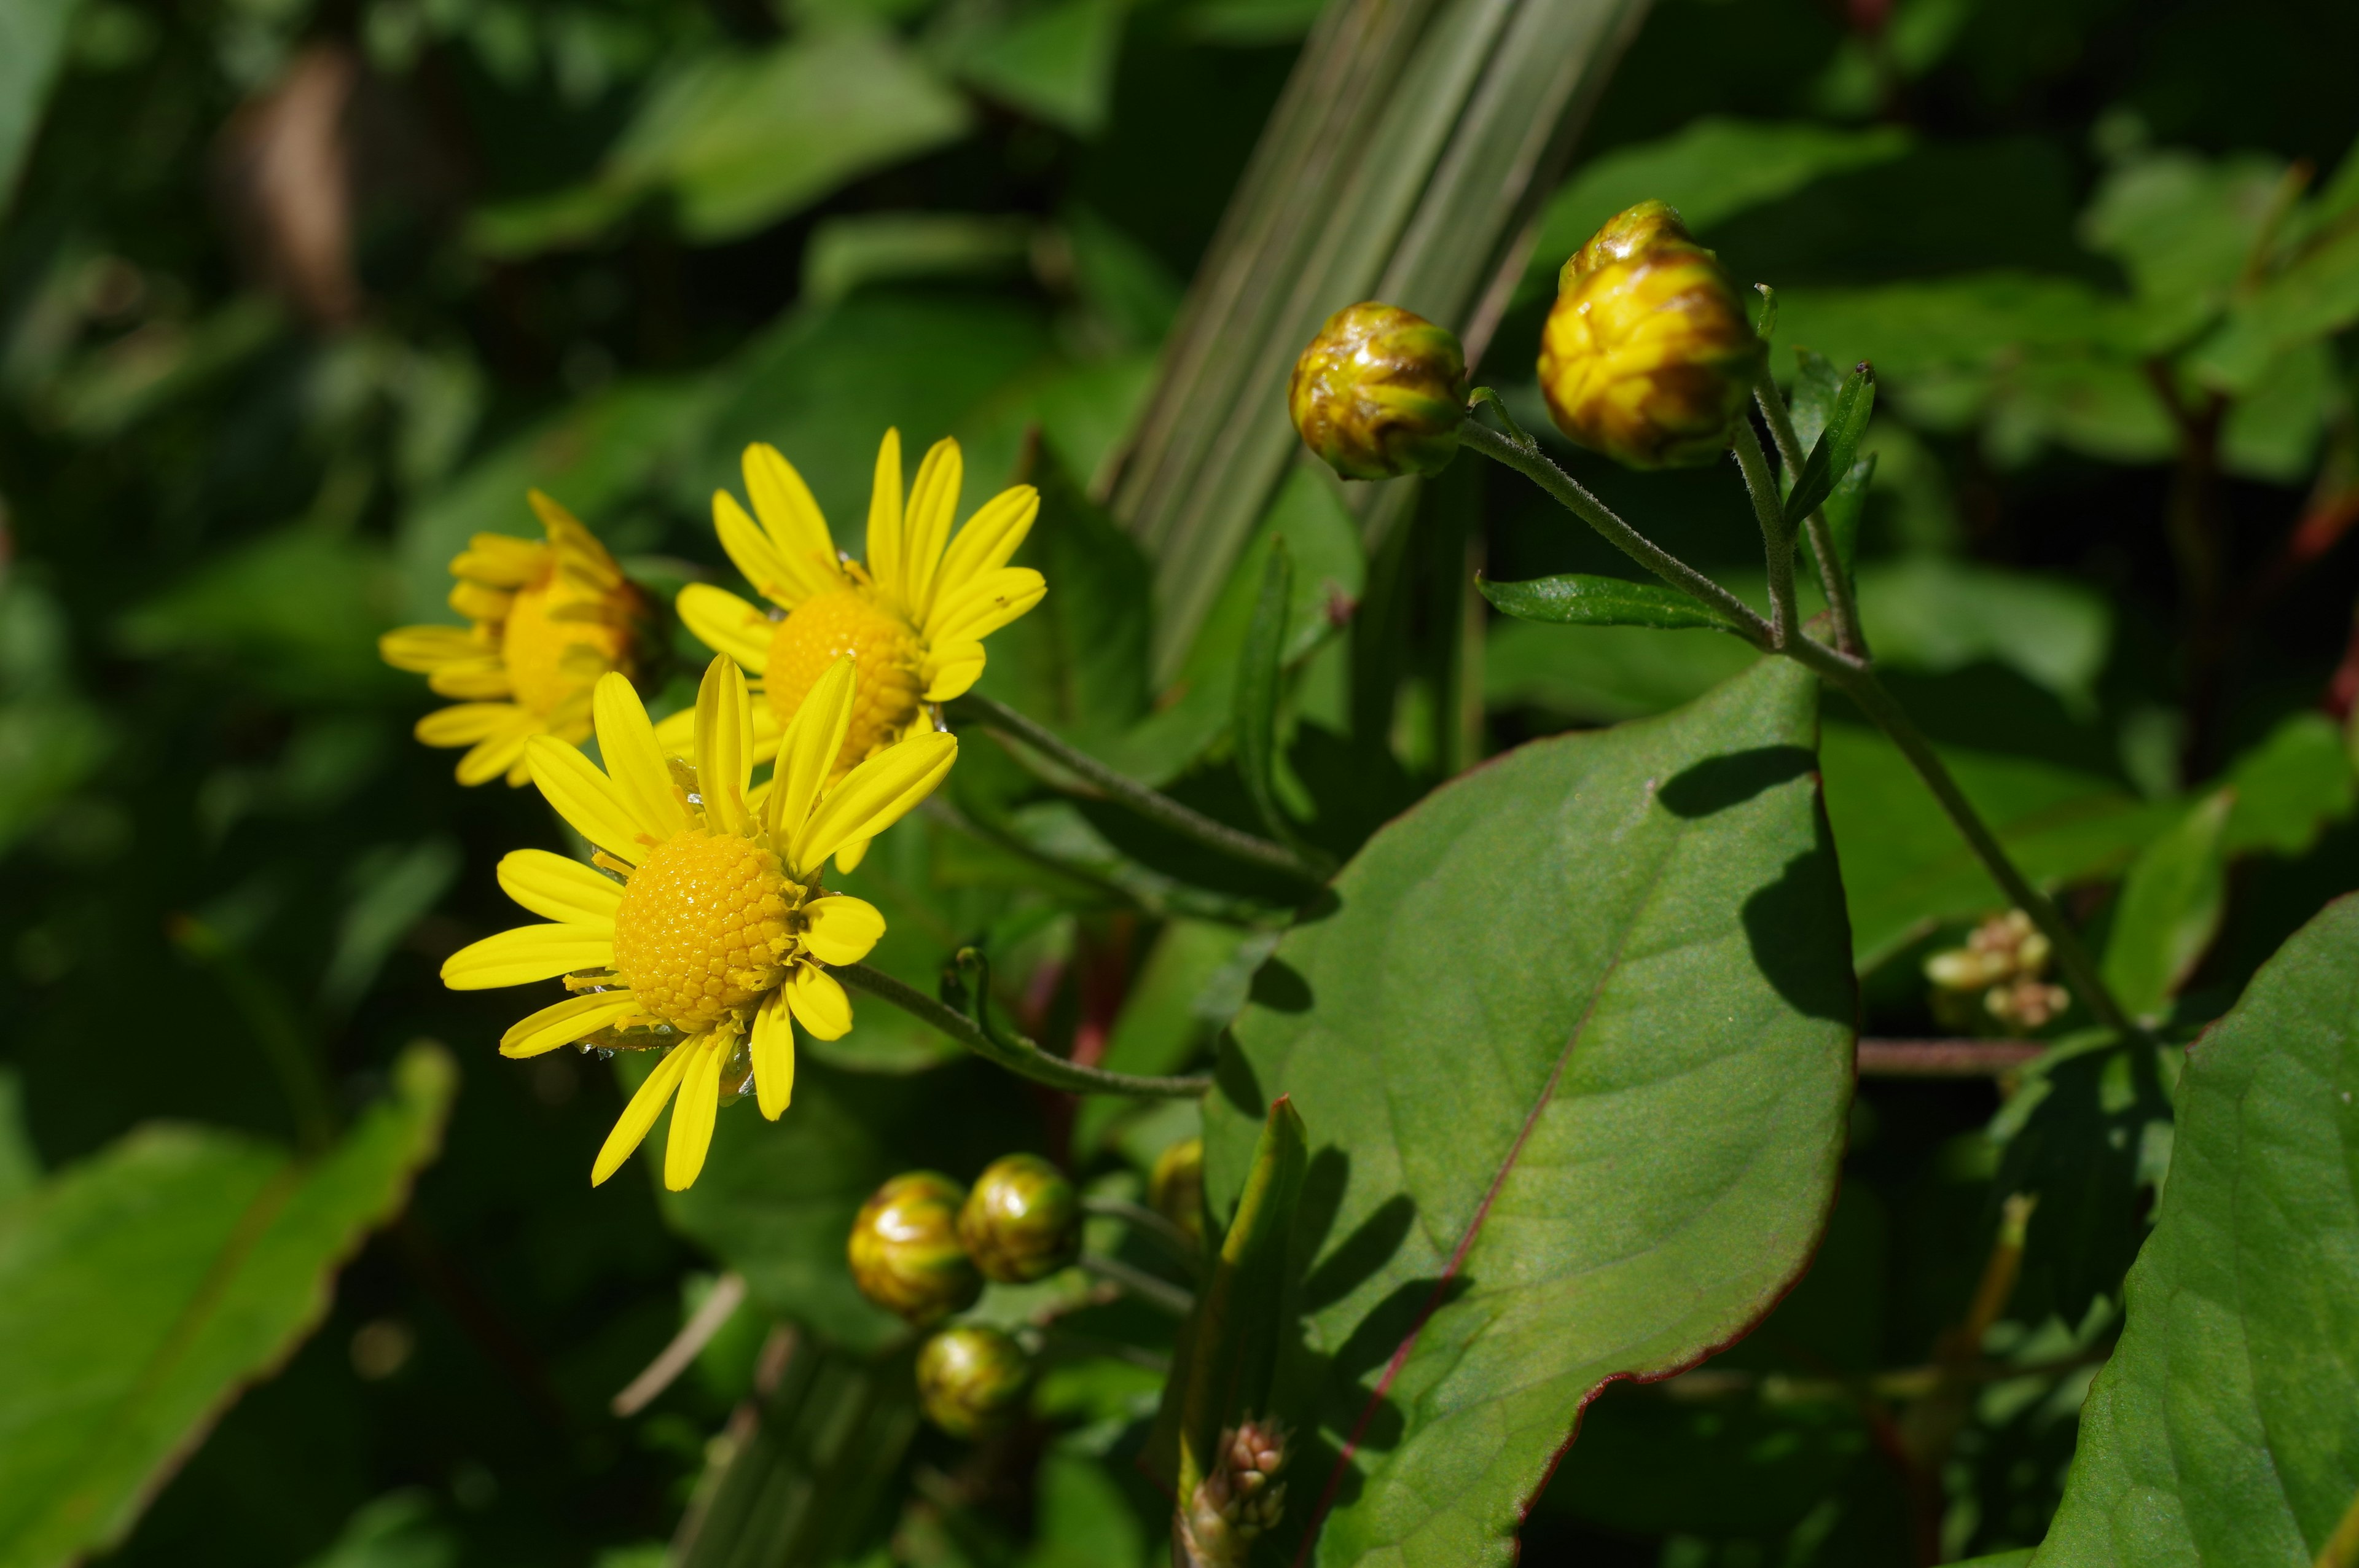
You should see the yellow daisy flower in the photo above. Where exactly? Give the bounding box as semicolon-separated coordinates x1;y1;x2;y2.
379;491;643;787
439;655;957;1192
661;429;1043;862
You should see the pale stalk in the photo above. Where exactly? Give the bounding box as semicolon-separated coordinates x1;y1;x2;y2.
836;962;1213;1098
1753;365;1870;657
1730;421;1798;647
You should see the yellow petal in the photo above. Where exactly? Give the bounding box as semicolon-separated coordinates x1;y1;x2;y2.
425;658;513;700
497;848;623;926
931;485;1039;612
921;642;985;703
751;989;795;1120
591;1040;695;1187
450;532;545;588
792;731;957;873
930;567;1046;646
901;437;961;623
695;655;754;833
417;703;528;747
458;727;537;787
832;836;870;873
381;625;483;672
529;491;623;591
593;672;689;841
527;735;650;864
864;428;905;605
653;704;698;758
442;924;614;989
501;991;641;1058
766;657;856;841
448;580;513;623
743;443;842;604
663;1031;731;1190
786;963;852;1041
677;582;775;674
800;895;884;966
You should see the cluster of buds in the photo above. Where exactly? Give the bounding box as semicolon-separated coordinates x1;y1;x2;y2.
1538;200;1762;469
914;1324;1033;1440
1925;910;2070;1032
1177;1417;1291;1568
1288;302;1469;480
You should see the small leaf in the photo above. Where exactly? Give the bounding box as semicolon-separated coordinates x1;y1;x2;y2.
1235;537;1296;850
1476;573;1736;633
1785;347;1845;454
1783;362;1876;531
2100;787;2234;1021
1817;452;1874;585
1751;283;1778;340
2029;898;2359;1565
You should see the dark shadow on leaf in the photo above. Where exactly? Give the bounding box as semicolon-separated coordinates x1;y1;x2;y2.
1740;842;1856;1026
1301;1195;1417;1313
1290;1147;1351;1279
1214;1030;1264;1120
1248;955;1312;1013
1327;1274;1470;1387
1660;745;1818;818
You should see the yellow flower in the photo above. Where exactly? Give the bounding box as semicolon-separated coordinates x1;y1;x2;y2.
439;655;958;1192
662;429;1043;865
379;491;643;786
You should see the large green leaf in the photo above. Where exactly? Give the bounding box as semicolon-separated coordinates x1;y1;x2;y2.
1204;658;1853;1567
2030;895;2359;1564
0;0;79;209
0;1043;456;1568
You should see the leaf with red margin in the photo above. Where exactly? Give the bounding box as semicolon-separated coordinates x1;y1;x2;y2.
1201;657;1854;1567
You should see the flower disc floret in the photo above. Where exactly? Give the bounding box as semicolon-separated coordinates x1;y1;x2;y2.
764;588;927;770
609;829;796;1035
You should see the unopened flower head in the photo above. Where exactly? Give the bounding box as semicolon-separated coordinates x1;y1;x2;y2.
1289;302;1468;480
957;1153;1081;1284
1538;200;1762;470
439;656;957;1192
1149;1136;1205;1244
380;491;643;786
850;1171;984;1324
667;431;1043;871
915;1324;1031;1440
1925;910;2068;1033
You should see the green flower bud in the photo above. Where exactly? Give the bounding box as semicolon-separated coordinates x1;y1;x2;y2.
915;1324;1032;1440
1149;1137;1205;1245
957;1153;1081;1284
1288;302;1468;480
1538;200;1763;470
847;1172;982;1325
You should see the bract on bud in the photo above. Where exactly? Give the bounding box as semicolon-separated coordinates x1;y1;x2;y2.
915;1325;1031;1440
1149;1137;1205;1244
1538;200;1763;470
957;1153;1081;1284
847;1172;982;1325
1288;302;1468;480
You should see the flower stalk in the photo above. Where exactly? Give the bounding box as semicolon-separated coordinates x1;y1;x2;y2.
1753;364;1870;658
1730;419;1799;647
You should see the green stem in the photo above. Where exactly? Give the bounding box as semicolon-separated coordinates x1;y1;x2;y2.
1082;1195;1203;1276
1731;420;1799;647
835;961;1212;1098
1079;1253;1196;1317
947;693;1325;883
1456;419;1774;647
1754;366;1869;658
1780;639;2140;1038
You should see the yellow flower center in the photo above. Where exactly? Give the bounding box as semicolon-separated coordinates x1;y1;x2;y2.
765;587;926;774
609;829;798;1034
503;563;632;717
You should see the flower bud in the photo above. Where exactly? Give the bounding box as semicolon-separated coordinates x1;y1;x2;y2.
957;1153;1081;1284
1289;302;1468;480
1179;1416;1291;1568
847;1172;982;1325
915;1325;1032;1440
1149;1137;1205;1244
1538;200;1762;470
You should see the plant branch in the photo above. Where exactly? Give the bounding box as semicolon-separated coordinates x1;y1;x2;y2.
1856;1039;2048;1078
1754;366;1868;657
1457;415;1773;647
1083;1195;1203;1276
947;692;1324;883
1079;1253;1196;1318
1731;419;1799;647
835;961;1212;1099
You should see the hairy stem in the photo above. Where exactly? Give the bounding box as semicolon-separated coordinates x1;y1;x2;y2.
947;693;1324;883
836;962;1213;1098
1754;366;1869;657
1731;420;1798;647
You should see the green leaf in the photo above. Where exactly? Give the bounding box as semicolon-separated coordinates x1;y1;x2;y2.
944;0;1127;136
1783;363;1875;532
2079;149;2292;352
1821;723;2175;969
118;526;406;704
1235;538;1296;849
2222;710;2356;857
2191;219;2359;393
0;0;80;212
2029;897;2359;1565
300;1491;456;1568
1819;452;1874;583
1205;658;1853;1567
1483;619;1760;727
802;213;1036;306
0;1043;455;1568
1852;557;2113;709
2100;788;2234;1021
1475;573;1737;632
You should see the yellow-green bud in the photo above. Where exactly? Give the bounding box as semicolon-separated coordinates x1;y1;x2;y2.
1288;302;1468;480
847;1172;982;1325
915;1325;1031;1440
1149;1137;1205;1244
1538;200;1762;470
957;1153;1081;1284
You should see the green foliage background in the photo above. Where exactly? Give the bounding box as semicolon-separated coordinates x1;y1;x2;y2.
0;0;2355;1563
